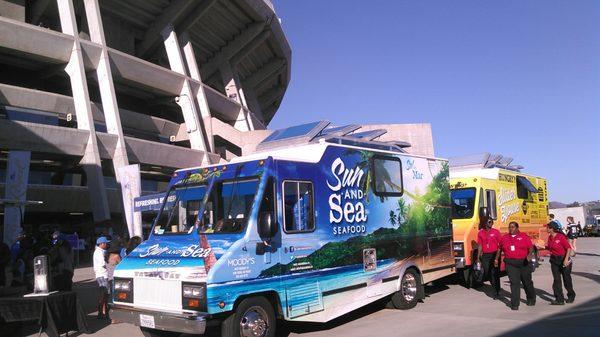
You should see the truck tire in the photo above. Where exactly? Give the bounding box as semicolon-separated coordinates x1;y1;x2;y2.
391;269;421;310
221;296;276;337
139;327;180;337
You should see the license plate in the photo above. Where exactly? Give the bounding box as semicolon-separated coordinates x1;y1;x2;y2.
139;314;155;328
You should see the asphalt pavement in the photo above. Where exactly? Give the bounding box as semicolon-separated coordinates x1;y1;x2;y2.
22;237;600;337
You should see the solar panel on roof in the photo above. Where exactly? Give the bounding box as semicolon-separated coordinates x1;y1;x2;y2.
449;153;524;172
256;121;331;151
386;141;411;148
325;137;401;152
317;124;361;137
498;157;513;167
349;129;387;140
256;121;409;154
449;153;490;168
260;121;330;143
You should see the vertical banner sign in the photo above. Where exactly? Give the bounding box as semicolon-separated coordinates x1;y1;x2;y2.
118;164;142;238
3;151;31;245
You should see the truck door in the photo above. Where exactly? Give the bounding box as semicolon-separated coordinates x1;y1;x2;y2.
278;179;324;319
253;177;278;266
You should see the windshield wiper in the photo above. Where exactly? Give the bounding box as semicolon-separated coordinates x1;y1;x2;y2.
164;175;192;231
195;175;217;232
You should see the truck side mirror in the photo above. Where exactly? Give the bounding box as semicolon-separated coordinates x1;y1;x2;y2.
479;206;490;221
258;211;277;238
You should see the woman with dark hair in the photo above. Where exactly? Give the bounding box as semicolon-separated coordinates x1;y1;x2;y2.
495;221;536;310
538;222;575;305
125;236;142;256
565;216;581;255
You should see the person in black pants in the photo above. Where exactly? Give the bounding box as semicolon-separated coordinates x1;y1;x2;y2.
538;222;575;304
49;231;74;291
477;219;502;299
495;222;536;310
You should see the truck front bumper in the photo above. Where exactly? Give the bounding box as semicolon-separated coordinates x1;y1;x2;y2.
110;304;208;334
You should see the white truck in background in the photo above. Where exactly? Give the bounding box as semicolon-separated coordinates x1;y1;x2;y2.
549;205;598;237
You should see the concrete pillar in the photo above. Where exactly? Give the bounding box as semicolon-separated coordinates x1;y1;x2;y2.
219;63;254;131
162;25;211;160
2;151;30;245
180;32;214;152
57;0;110;221
243;87;265;129
83;0;142;235
219;62;246;106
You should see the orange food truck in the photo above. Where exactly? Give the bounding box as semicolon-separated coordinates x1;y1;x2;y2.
449;154;548;287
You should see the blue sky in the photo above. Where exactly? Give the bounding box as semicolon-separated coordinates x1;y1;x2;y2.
269;0;600;203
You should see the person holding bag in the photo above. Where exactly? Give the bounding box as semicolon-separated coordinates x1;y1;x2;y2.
495;221;536;310
538;222;576;305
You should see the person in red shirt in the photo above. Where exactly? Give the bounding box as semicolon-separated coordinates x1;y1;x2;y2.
538;222;575;305
477;218;501;299
494;221;536;310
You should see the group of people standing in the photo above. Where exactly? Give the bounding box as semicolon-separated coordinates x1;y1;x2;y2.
93;235;142;322
476;216;576;310
0;230;75;291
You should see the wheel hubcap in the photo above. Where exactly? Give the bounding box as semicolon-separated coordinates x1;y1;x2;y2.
240;306;269;337
401;273;417;302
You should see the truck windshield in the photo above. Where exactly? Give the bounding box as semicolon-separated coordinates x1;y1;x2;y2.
198;178;260;234
153;184;208;235
451;188;476;219
153;177;260;235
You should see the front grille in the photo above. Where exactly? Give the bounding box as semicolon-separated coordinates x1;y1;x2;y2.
134;278;182;311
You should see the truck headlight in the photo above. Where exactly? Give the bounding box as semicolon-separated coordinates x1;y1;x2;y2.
182;283;206;311
113;278;133;303
114;279;132;291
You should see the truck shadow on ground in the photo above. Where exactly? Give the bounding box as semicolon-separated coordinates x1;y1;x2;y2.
494;295;600;337
467;276;564;307
192;276;457;337
574;252;600;257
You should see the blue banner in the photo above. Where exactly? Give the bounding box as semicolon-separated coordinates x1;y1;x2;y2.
134;192;167;212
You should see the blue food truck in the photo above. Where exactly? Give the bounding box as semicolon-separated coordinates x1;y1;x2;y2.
110;122;455;337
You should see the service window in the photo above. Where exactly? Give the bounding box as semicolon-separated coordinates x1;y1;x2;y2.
372;156;403;196
486;190;497;220
516;176;538;200
283;181;315;233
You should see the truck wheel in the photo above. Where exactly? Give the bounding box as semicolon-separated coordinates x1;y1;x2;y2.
391;269;420;310
222;296;276;337
139;327;180;337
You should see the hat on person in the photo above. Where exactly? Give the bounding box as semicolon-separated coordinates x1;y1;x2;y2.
96;236;110;245
548;221;561;232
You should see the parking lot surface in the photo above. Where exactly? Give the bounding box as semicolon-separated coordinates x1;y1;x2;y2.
24;238;600;337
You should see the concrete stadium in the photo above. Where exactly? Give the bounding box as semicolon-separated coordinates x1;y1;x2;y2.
0;0;432;242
